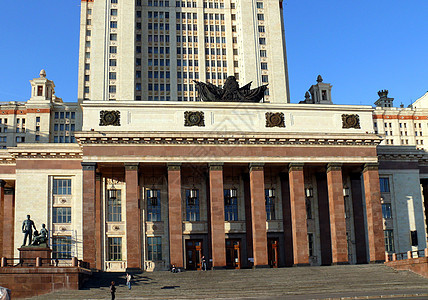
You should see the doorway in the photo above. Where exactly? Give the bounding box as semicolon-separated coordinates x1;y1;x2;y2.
268;238;279;268
185;239;202;270
226;239;241;269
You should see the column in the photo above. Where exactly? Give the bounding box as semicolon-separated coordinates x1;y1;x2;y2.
249;163;268;267
0;180;5;257
288;163;309;266
82;162;97;267
168;163;183;268
363;163;385;262
209;163;226;269
125;163;141;270
95;173;102;270
2;188;15;258
326;164;348;264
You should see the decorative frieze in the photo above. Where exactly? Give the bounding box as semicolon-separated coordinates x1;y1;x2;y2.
265;112;285;128
184;111;205;127
100;110;121;126
77;135;382;146
342;114;361;129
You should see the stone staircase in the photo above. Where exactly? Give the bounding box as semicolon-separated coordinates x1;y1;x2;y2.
30;264;428;299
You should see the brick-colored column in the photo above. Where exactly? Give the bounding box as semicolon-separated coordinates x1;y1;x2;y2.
209;164;226;269
326;164;348;264
0;180;5;257
363;163;385;262
82;162;97;267
95;173;102;270
3;188;15;258
249;163;268;267
289;163;309;266
168;163;183;268
125;163;141;270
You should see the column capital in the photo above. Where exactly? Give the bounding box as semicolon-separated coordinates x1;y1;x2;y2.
209;163;223;171
326;163;342;173
363;163;379;172
124;163;139;171
167;163;181;171
81;162;97;171
288;163;304;172
249;163;264;172
0;180;6;188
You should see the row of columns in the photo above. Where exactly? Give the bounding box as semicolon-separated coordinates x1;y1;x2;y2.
81;161;385;270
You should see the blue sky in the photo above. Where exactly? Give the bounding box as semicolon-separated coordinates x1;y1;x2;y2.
1;1;427;106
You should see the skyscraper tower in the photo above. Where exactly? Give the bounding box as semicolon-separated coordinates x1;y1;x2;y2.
78;0;290;103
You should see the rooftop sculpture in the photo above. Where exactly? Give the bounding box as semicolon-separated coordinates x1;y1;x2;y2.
194;76;268;103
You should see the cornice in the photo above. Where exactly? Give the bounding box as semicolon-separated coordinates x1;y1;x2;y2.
75;132;382;147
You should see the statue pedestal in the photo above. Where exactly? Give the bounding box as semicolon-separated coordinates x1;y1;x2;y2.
18;246;52;266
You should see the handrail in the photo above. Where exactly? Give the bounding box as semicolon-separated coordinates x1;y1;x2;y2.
385;248;428;262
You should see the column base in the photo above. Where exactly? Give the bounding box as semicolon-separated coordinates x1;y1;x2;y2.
369;260;385;264
211;266;226;270
331;261;349;266
252;264;270;269
293;263;310;267
126;267;143;273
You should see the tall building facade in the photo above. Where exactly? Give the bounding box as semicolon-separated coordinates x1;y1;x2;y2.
78;0;290;103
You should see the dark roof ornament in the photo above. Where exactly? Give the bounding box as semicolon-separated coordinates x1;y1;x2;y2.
194;76;268;102
378;90;389;98
305;91;311;100
316;75;323;83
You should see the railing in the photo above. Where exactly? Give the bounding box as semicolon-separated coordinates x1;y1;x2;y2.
0;257;90;269
385;248;428;262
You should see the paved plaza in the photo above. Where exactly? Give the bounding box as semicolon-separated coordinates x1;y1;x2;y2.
29;264;428;299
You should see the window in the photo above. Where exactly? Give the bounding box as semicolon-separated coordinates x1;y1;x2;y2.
224;189;238;221
411;230;418;247
256;2;263;8
71;112;75;119
110;46;117;54
35;135;40;141
259;38;266;45
379;178;390;193
111;9;118;16
384;230;394;252
108;190;122;222
265;189;275;220
52;236;72;259
382;203;392;219
258;25;265;32
110;33;117;41
37;86;43;96
147;189;161;221
108;237;122;261
111;0;118;3
186;189;200;221
109;72;117;80
257;14;264;21
53;207;72;223
261;62;268;70
53;179;71;195
308;233;314;257
147;237;162;261
109;59;117;66
262;75;269;83
306;198;312;219
110;21;117;28
109;85;116;93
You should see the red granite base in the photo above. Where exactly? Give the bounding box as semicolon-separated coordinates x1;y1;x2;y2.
386;257;428;278
0;266;91;299
18;247;52;266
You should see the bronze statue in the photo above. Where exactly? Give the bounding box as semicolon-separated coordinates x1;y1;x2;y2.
22;214;36;246
32;223;48;246
193;76;268;102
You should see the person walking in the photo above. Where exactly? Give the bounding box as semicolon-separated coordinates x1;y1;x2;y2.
110;281;116;300
126;273;132;290
201;255;207;271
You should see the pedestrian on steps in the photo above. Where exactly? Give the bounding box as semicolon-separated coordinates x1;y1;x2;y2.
110;281;116;300
126;273;132;290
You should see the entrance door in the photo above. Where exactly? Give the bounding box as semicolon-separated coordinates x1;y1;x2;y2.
268;238;279;268
185;239;202;270
226;239;241;269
